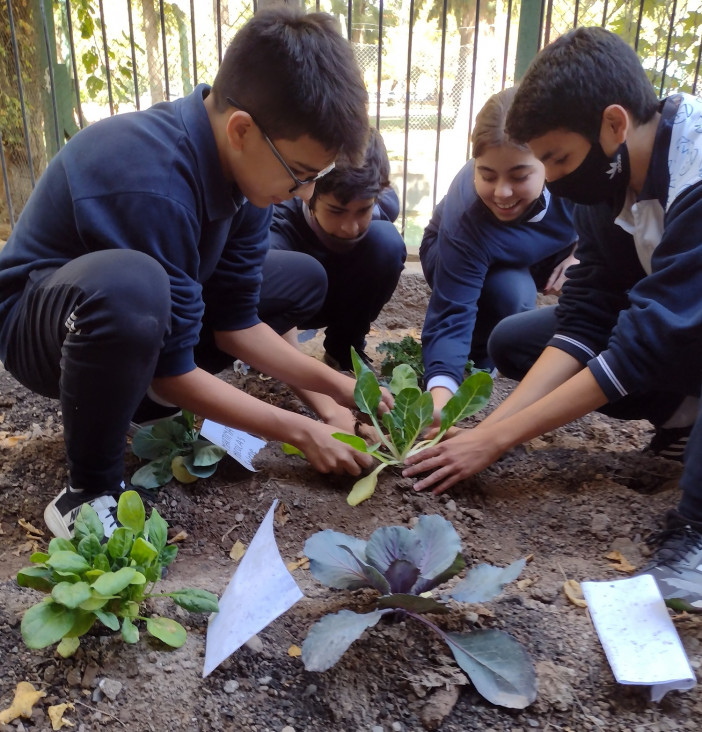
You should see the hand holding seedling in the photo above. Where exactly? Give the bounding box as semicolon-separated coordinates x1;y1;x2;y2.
295;419;373;475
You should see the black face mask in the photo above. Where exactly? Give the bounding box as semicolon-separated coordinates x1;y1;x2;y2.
546;141;630;210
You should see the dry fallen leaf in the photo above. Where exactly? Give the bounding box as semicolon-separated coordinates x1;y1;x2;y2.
48;702;75;730
285;557;310;572
517;578;534;590
563;579;588;608
12;540;38;556
18;518;44;536
274;502;291;526
167;530;188;544
0;681;47;724
229;539;247;562
287;645;302;657
0;433;28;448
605;550;637;574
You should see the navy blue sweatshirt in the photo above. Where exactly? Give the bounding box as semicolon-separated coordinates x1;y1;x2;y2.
421;159;576;387
0;85;271;377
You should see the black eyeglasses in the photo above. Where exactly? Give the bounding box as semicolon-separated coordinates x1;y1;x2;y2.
226;97;335;193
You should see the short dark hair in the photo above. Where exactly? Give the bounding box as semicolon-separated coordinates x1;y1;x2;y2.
211;8;369;165
471;86;528;158
310;127;390;206
506;27;659;144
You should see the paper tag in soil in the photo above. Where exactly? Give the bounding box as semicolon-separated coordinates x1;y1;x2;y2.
203;499;304;677
199;419;266;471
582;574;696;701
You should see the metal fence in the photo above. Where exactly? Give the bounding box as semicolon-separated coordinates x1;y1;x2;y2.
1;0;701;249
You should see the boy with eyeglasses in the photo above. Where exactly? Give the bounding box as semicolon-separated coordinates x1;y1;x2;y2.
403;27;702;609
258;128;406;387
0;8;381;539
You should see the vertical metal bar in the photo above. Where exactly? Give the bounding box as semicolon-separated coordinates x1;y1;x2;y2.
501;0;513;89
216;0;222;64
400;0;415;235
97;0;114;114
0;129;16;227
39;0;61;150
64;0;85;127
431;0;448;209
375;0;384;128
189;0;198;85
544;0;553;45
515;0;544;79
601;0;609;27
4;0;35;184
660;0;678;97
159;0;170;99
465;0;481;160
573;0;580;27
126;0;140;109
347;0;352;41
693;36;701;95
634;0;644;52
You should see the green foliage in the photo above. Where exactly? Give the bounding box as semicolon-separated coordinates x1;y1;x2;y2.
378;336;425;379
332;348;492;505
131;411;226;489
302;515;536;709
17;491;219;656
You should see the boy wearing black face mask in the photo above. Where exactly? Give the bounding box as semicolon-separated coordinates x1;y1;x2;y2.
402;26;702;611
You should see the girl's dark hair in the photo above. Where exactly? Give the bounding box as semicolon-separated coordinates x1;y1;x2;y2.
506;27;659;144
471;87;527;158
211;8;369;165
311;128;391;206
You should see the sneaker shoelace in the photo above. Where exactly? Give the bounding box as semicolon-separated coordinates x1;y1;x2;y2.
646;525;702;571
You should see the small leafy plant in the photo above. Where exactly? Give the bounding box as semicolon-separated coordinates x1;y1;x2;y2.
131;411;226;488
334;348;492;505
17;490;219;656
301;514;536;709
378;335;425;379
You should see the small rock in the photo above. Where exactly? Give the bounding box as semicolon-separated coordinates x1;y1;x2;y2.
66;667;82;686
244;634;264;653
98;678;123;701
372;726;384;732
444;499;457;513
419;686;460;730
534;661;576;712
223;680;240;694
392;723;403;732
235;513;245;522
258;675;273;686
303;684;317;697
590;513;611;536
281;727;296;732
82;662;100;688
464;508;483;521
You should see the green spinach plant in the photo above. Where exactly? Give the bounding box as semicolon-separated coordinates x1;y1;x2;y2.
17;491;219;657
301;514;536;709
378;335;425;379
334;348;492;505
131;411;226;488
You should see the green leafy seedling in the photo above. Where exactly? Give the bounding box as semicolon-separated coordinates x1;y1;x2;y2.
131;410;227;489
301;515;536;709
17;491;219;656
333;347;492;505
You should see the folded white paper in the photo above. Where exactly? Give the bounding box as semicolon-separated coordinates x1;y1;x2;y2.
200;419;266;471
203;499;304;677
582;574;696;701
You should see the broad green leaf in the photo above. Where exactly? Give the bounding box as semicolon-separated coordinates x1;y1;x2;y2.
382;388;433;455
130;537;158;566
106;527;134;559
159;544;179;567
78;593;110;612
177;410;196;432
47;551;91;575
48;537;76;555
144;508;168;551
304;529;371;589
439;371;492;433
353;370;382;418
131;425;170;460
51;581;93;609
169;588;220;613
117;490;145;534
281;443;306;458
77;534;103;564
347;463;386;506
451;559;526;603
331;432;369;452
192;439;227;467
131;456;173;489
57;636;80;658
302;609;389;671
17;566;54;593
129;572;147;585
120;600;140;619
444;628;537;708
410;515;463;586
182;454;217;478
93;553;110;573
65;608;97;637
152;418;189;444
74;503;104;543
95;609;120;631
122;616;139;644
92;567;138;595
377;593;450;614
147;616;187;647
21;600;76;649
388;364;420;396
29;552;50;563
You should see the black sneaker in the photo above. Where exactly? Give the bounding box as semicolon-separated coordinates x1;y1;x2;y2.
44;486;121;540
129;396;181;436
645;424;692;462
639;510;702;612
324;348;374;373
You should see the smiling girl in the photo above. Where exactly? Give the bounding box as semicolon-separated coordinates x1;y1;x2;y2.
420;87;578;411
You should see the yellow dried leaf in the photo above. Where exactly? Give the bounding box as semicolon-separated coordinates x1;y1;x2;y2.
18;518;44;536
517;578;534;590
230;539;247;562
288;645;302;657
605;551;636;574
286;557;310;572
563;579;588;608
11;540;36;556
0;681;47;724
167;530;188;544
48;702;75;730
0;434;27;448
274;502;290;526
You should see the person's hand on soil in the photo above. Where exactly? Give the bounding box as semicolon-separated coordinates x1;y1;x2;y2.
299;421;373;475
402;426;502;494
543;251;579;295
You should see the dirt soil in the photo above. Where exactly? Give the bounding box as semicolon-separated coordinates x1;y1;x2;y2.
1;271;701;732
